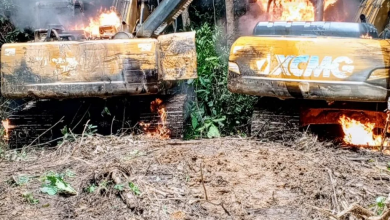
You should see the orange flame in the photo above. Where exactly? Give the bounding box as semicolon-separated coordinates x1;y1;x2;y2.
259;0;337;21
338;115;387;147
2;119;14;140
73;7;120;38
140;99;171;140
361;33;372;39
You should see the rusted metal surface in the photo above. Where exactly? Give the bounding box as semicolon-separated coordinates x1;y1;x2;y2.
300;108;388;128
158;31;197;81
228;34;390;102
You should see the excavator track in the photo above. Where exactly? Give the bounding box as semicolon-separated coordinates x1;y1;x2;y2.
139;93;190;139
6;100;56;148
250;97;301;144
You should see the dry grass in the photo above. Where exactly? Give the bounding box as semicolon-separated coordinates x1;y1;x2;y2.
0;133;390;220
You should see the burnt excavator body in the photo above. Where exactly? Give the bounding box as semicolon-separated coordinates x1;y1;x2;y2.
229;21;388;102
228;20;390;142
0;0;197;148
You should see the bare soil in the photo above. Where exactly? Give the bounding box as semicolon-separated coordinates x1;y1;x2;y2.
1;133;390;220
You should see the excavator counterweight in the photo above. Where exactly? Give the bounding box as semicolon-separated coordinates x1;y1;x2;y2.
0;0;197;148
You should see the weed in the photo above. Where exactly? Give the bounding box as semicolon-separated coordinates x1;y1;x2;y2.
101;107;111;117
85;124;98;136
114;184;124;191
85;184;96;193
22;192;39;205
129;182;141;196
40;171;77;196
375;196;386;215
15;175;30;186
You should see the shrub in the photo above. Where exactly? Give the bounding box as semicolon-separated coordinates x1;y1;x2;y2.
186;23;256;139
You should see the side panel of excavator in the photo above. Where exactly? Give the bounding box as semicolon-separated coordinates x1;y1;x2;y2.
1;32;197;99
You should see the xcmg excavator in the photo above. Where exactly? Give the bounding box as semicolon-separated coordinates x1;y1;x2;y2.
0;0;196;148
228;0;390;148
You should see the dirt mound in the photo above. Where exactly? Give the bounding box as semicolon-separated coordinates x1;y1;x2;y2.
1;134;390;219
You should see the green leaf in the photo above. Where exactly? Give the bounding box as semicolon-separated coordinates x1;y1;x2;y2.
101;107;111;117
376;196;386;207
196;125;207;132
129;182;141;195
61;126;68;135
114;184;124;191
40;186;57;195
205;57;219;61
191;114;198;129
22;192;39;205
55;179;77;195
207;124;220;138
86;184;96;193
16;175;30;186
212;116;226;123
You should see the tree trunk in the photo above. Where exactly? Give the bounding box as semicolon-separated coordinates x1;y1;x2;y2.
225;0;235;46
182;7;190;30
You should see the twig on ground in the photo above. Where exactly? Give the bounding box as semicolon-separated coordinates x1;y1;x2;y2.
327;167;340;213
200;161;208;201
337;203;374;219
111;116;116;135
307;204;339;220
71;120;90;156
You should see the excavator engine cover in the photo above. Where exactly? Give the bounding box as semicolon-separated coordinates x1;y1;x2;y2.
228;21;390;102
253;21;378;38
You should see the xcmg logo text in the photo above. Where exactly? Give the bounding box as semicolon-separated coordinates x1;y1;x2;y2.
254;55;354;79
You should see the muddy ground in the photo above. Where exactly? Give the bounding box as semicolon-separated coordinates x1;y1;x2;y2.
1;133;390;220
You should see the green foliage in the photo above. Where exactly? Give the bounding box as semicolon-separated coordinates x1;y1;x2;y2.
128;182;141;196
114;184;124;191
0;17;32;48
376;196;386;215
40;171;77;196
22;192;39;205
101;107;111;117
59;123;98;144
187;23;256;138
85;124;98;136
15;175;30;186
85;184;96;193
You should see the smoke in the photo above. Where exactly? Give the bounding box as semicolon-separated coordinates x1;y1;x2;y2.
237;0;360;36
8;0;113;29
323;0;359;22
237;1;268;36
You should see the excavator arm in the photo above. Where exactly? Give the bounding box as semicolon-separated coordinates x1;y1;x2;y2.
354;0;390;33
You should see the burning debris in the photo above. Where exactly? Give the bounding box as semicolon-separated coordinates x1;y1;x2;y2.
338;115;390;154
361;33;373;39
71;7;121;39
1;119;14;140
139;99;171;140
258;0;337;21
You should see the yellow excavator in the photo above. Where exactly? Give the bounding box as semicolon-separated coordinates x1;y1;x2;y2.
0;0;197;148
228;0;390;148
